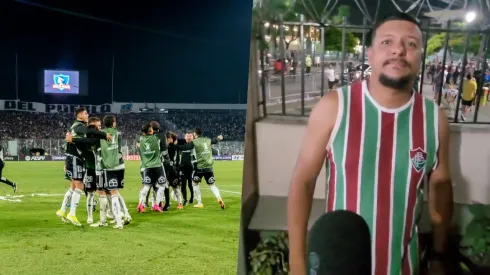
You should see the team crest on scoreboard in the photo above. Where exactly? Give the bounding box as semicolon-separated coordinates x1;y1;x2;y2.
52;74;71;91
409;147;427;173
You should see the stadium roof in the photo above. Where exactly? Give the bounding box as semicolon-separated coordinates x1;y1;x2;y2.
335;0;489;27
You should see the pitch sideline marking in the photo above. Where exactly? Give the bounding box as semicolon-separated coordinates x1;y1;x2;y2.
0;189;242;202
219;189;242;195
0;196;21;202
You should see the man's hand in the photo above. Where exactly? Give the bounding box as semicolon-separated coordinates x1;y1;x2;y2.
65;132;73;143
174;139;178;145
105;133;113;142
136;142;140;148
217;135;223;141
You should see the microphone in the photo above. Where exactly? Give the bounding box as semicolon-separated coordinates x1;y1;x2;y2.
307;210;371;275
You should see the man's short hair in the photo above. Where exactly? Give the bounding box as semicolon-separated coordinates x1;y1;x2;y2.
103;115;116;128
75;107;87;118
369;12;422;46
150;121;160;131
166;131;178;140
194;127;203;136
141;123;152;135
88;117;100;124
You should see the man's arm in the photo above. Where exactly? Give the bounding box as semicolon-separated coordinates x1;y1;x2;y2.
158;133;168;152
72;137;101;146
73;124;109;140
211;135;223;145
287;92;338;275
177;138;186;146
176;142;195;150
66;132;100;146
118;133;122;151
428;109;453;255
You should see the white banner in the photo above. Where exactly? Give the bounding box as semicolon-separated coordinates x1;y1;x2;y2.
0;100;245;114
0;100;112;114
232;155;244;161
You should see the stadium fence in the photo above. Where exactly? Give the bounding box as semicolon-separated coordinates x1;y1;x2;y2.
257;16;490;123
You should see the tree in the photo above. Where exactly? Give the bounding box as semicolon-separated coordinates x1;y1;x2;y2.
426;32;482;56
253;0;301;50
426;33;446;56
324;26;358;53
296;0;350;24
331;5;351;24
254;1;356;51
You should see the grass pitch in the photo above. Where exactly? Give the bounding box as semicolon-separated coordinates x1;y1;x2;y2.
0;161;243;275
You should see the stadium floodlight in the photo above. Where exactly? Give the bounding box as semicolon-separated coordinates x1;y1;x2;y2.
465;11;476;23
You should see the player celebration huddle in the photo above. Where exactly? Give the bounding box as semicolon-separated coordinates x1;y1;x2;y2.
55;107;226;230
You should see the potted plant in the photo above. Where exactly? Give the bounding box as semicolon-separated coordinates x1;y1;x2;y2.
460;204;490;268
248;231;290;275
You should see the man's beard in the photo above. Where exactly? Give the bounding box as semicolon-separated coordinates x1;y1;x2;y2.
379;73;414;90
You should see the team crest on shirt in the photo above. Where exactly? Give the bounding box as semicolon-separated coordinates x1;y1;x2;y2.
409;147;427;173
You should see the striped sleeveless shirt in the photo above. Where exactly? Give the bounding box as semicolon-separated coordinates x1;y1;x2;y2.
326;81;439;275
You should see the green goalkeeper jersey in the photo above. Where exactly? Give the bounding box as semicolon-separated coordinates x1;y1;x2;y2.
192;137;214;171
100;128;124;170
139;135;161;169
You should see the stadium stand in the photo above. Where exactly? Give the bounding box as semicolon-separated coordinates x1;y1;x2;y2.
0;110;246;156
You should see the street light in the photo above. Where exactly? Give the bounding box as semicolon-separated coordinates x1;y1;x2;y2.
465;11;477;23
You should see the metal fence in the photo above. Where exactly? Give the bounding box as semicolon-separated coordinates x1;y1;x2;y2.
257;17;490;124
1;139;244;157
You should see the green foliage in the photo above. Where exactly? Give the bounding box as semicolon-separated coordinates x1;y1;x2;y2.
252;0;301;49
252;0;297;36
426;33;446;56
295;0;328;23
426;33;482;56
324;26;358;53
331;5;351;24
259;39;270;51
254;0;355;50
253;0;298;22
460;204;490;266
248;231;290;275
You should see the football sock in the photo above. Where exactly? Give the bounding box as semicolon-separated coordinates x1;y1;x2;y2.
193;182;202;204
107;195;114;217
145;185;152;205
60;188;74;212
68;189;82;216
173;188;183;204
99;195;108;223
117;194;129;217
139;185;151;205
156;186;165;206
86;191;95;220
209;184;222;200
111;194;122;226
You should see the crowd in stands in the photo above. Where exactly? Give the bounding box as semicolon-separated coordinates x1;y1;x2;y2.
0;110;246;156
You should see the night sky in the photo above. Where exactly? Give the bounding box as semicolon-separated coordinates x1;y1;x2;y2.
4;0;253;104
